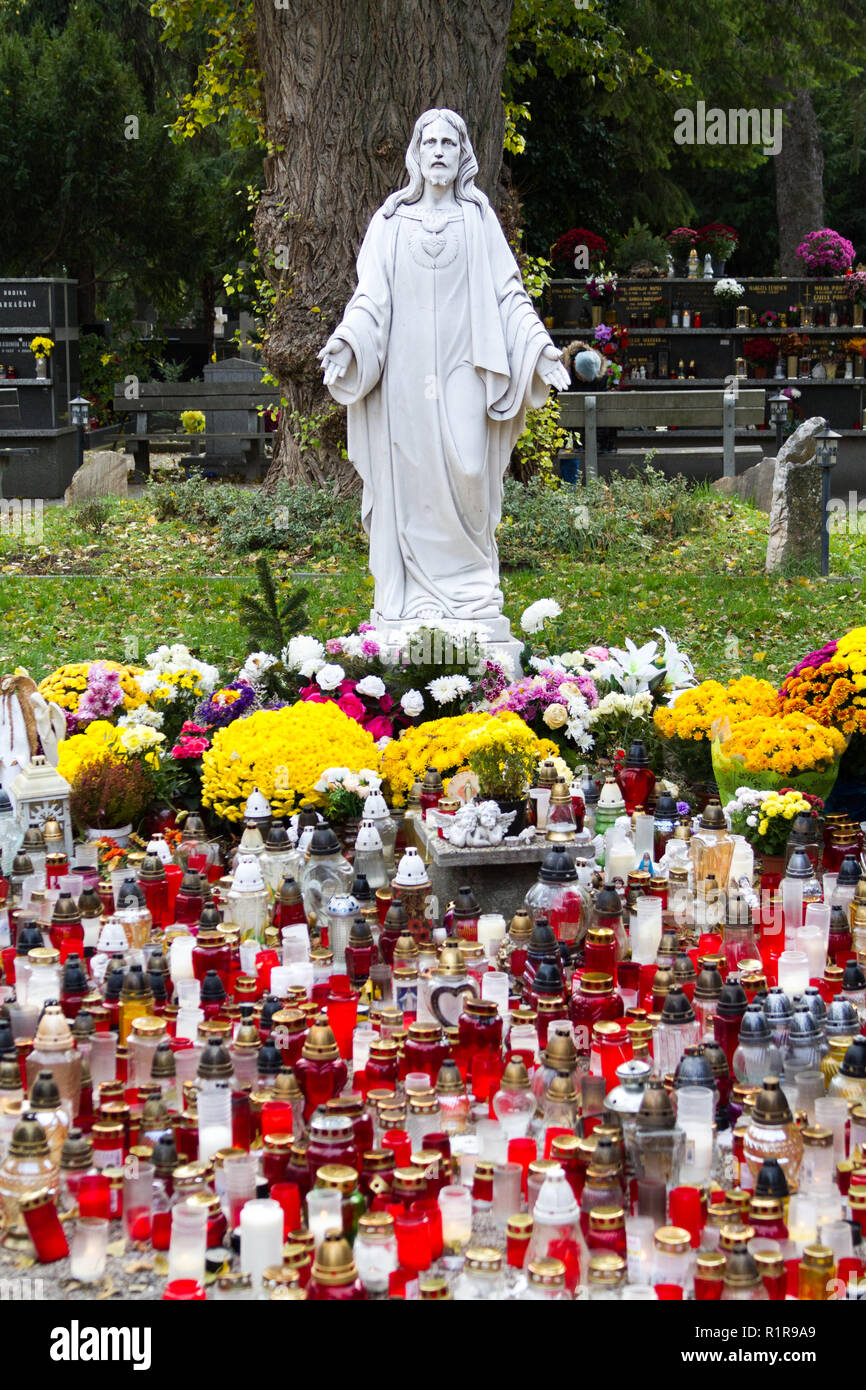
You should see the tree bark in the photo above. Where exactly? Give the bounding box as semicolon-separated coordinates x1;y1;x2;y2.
253;0;514;492
775;90;825;275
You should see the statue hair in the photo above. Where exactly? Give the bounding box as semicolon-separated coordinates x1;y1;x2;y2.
382;108;488;218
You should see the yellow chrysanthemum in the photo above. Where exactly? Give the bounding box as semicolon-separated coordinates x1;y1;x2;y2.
201;701;380;821
38;661;148;715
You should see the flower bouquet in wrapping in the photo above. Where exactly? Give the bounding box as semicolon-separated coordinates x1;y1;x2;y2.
654;677;779;792
711;711;847;808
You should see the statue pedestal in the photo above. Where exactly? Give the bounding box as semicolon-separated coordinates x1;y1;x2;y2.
370;612;524;678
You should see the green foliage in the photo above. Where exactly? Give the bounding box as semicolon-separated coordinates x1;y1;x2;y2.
511;394;576;484
612;219;670;274
237;555;309;658
74;499;113;537
145;475;365;557
149;0;262;148
78;334;155;425
497;464;713;569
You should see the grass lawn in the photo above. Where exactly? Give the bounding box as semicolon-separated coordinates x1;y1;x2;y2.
0;488;864;683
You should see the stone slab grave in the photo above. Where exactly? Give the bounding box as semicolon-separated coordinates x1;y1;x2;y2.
764;416;827;572
416;818;580;920
202;356;265;463
63;448;132;502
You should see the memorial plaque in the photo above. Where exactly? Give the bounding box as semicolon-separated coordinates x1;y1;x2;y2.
0;282;52;329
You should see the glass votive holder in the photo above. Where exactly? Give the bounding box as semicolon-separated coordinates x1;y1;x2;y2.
793;1069;825;1125
438;1184;473;1264
162;1279;206;1300
167;1199;208;1286
123;1159;155;1242
476;1118;508;1166
492;1162;523;1226
410;1198;443;1260
394;1211;432;1273
69;1217;109;1282
507;1138;537;1197
777;950;810;999
626;1215;656;1285
814;1096;848;1161
620;1285;658;1300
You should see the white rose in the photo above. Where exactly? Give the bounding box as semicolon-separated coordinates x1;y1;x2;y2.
316;664;346;691
356;675;387;699
400;689;425;717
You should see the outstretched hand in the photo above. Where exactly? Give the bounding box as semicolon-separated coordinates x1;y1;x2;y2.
318;335;354;387
539;343;572;392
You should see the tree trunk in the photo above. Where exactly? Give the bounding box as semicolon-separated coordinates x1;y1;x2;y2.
253;0;514;491
775;90;825;275
200;271;216;367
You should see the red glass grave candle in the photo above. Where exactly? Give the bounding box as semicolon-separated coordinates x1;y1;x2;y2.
21;1189;69;1262
394;1211;432;1273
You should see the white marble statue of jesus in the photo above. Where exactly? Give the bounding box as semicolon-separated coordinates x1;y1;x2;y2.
319;108;570;628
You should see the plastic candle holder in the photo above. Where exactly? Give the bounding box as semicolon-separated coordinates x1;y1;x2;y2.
326;992;359;1060
507;1138;537;1197
269;1183;302;1239
163;1279;206;1301
69;1217;108;1282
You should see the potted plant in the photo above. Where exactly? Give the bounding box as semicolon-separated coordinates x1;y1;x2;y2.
758;309;781;329
664;227;698;275
612;219;669;277
550;227;609;276
463;720;544;833
695;222;739;276
713;277;746;328
742;337;779;378
847;271;866;326
69;755;156;844
724;788;822;889
29;336;54;381
795;228;855;277
180;408;206;456
585;264;618;326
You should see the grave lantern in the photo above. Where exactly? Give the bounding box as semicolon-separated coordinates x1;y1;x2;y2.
10;755;74;862
768;391;789;452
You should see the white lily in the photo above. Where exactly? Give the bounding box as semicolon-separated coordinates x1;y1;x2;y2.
653;626;697;691
594;638;660;696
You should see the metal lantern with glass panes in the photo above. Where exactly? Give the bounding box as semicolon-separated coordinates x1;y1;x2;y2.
10;756;73;862
768;391;789;451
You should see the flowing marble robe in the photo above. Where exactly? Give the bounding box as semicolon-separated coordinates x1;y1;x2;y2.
327;196;555;622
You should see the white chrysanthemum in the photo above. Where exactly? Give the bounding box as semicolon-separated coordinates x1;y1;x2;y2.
316;663;346;692
520;599;563;634
400;689;425;717
566;723;595;752
239;651;277;684
117;706;164;730
299;658;325;679
529;655;566;674
427;675;471;703
341;635;366;658
283;634;325;671
356;675;386;699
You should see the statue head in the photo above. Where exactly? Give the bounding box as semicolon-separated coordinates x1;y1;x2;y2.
382;108;487;218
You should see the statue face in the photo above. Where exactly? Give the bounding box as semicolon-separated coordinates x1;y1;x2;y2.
418;117;460;188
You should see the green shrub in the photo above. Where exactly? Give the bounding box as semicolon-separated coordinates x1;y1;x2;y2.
74;498;114;536
497;465;712;569
145;475;365;557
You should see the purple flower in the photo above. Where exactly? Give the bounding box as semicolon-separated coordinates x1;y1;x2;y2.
75;663;125;724
195;680;257;728
676;800;690;816
326;638;343;655
593;324;613;344
358;622;375;633
783;640;838;685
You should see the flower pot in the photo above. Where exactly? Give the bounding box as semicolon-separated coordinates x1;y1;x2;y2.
714;259;727;278
856;360;865;379
493;797;528;836
85;823;133;847
673;260;688;277
752;365;769;379
654;317;667;329
604;309;617;327
590;304;604;327
854;303;864;328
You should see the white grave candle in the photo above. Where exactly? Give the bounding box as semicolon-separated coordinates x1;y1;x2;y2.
240;1198;284;1291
